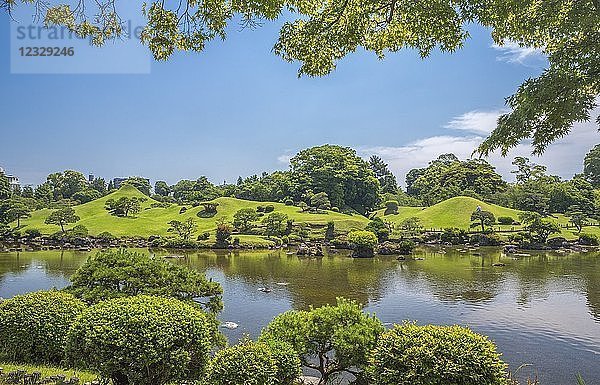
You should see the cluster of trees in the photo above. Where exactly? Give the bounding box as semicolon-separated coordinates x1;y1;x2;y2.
400;152;600;224
0;249;509;385
155;145;383;215
1;144;598;239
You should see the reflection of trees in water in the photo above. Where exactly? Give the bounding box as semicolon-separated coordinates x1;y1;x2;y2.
0;250;86;281
2;248;599;322
394;247;506;304
169;249;397;309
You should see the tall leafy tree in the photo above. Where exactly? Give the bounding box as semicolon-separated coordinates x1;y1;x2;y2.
369;156;398;195
154;181;171;197
290;145;379;214
584;144;600;187
6;199;31;227
0;172;10;200
406;154;506;206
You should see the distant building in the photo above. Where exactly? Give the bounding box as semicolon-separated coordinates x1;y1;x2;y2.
0;166;20;191
88;174;95;183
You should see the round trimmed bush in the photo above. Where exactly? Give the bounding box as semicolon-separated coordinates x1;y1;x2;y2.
66;295;214;385
207;340;278;385
368;323;508;385
265;341;301;385
0;290;86;364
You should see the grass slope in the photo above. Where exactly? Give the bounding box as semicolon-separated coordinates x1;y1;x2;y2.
18;190;599;241
19;185;369;238
377;196;522;230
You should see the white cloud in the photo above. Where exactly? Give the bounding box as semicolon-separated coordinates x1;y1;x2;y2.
362;109;599;187
444;110;507;135
492;41;545;65
277;153;293;165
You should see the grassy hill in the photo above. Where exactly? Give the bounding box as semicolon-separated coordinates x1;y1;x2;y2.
18;185;369;239
17;189;599;242
376;196;522;230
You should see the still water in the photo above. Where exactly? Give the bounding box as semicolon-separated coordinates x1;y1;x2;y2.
0;247;598;385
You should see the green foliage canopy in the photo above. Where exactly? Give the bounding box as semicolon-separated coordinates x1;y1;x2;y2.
0;290;86;364
66;295;215;385
260;298;383;384
368;322;508;385
66;249;223;313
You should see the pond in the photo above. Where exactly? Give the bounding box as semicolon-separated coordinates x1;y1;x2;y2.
0;246;598;385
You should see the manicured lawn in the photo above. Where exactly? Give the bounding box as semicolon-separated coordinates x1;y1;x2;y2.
17;188;598;243
18;185;368;239
377;196;522;230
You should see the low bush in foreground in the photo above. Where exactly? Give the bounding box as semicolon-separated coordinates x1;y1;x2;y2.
0;291;86;365
66;295;215;385
207;339;300;385
368;322;508;385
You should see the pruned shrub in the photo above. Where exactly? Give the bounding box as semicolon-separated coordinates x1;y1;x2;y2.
368;323;508;385
348;230;378;257
264;205;275;213
579;233;599;246
469;233;502;246
66;295;214;385
497;216;515;225
206;339;299;385
96;231;116;242
0;290;86;364
197;232;210;241
24;228;42;238
284;198;294;206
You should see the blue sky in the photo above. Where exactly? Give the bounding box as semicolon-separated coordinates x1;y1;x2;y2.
0;6;596;187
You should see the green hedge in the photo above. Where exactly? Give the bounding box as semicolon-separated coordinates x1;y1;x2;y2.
66;295;214;385
368;322;508;385
0;291;86;364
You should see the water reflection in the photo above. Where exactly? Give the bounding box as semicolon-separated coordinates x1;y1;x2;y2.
0;247;598;385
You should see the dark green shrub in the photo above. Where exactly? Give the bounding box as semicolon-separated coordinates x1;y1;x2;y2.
384;200;399;215
257;206;265;212
331;206;340;212
579;233;599;246
233;237;240;247
497;216;515;225
197;232;210;241
0;291;86;364
325;221;335;241
547;236;567;249
163;238;200;249
67;295;214;385
264;205;275;213
96;231;116;242
24;228;42;238
207;339;299;385
366;217;390;242
469;233;502;246
368;323;508;385
284;198;294;206
440;228;469;245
